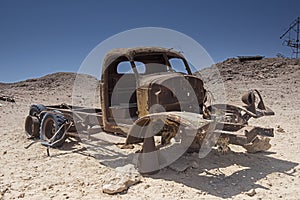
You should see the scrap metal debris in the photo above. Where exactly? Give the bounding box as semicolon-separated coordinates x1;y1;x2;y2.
0;95;15;103
237;55;264;62
245;189;257;197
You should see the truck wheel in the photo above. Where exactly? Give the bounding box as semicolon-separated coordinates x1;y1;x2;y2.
29;104;46;117
40;112;67;147
25;115;40;138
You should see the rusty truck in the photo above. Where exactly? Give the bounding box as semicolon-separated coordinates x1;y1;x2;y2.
25;47;275;172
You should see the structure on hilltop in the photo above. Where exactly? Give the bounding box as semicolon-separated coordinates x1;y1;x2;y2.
280;17;300;58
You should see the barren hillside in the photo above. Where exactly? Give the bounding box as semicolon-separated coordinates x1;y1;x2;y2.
216;58;300;81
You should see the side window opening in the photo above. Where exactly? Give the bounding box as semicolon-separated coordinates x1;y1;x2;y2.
117;61;133;74
116;61;146;74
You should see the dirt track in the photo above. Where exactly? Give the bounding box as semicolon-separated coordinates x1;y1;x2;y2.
0;58;299;199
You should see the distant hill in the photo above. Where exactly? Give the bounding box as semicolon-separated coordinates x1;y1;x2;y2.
214;57;300;81
197;57;300;82
5;72;98;90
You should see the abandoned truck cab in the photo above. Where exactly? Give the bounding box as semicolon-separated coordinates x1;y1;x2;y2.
100;47;206;134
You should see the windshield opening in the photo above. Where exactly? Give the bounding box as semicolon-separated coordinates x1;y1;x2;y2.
132;53;191;75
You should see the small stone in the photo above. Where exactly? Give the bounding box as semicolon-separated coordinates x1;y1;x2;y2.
286;168;296;174
3;151;7;155
103;182;127;195
48;184;54;189
18;193;25;198
267;182;273;187
191;161;199;169
276;126;285;133
245;189;256;197
144;184;150;189
0;188;9;197
78;181;84;186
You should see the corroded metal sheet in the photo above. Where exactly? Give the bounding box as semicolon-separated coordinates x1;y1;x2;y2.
126;111;211;145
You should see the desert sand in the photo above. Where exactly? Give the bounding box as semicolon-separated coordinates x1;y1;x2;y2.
0;58;299;199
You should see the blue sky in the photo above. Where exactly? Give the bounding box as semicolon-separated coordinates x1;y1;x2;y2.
0;0;299;83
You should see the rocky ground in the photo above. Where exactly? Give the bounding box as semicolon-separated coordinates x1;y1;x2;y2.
0;58;299;199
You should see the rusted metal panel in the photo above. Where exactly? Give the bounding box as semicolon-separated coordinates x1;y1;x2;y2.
0;95;15;103
125;111;212;145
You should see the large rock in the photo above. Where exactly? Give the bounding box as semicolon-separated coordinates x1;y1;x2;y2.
102;164;141;195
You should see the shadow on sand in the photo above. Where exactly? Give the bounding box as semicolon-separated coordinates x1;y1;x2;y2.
149;150;298;198
48;136;298;198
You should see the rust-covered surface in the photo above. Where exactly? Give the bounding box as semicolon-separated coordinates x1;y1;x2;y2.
102;47;186;71
100;47;206;134
125;111;212;145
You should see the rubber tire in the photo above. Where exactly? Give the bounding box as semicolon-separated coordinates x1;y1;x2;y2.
25;115;40;138
29;104;46;117
40;112;67;148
